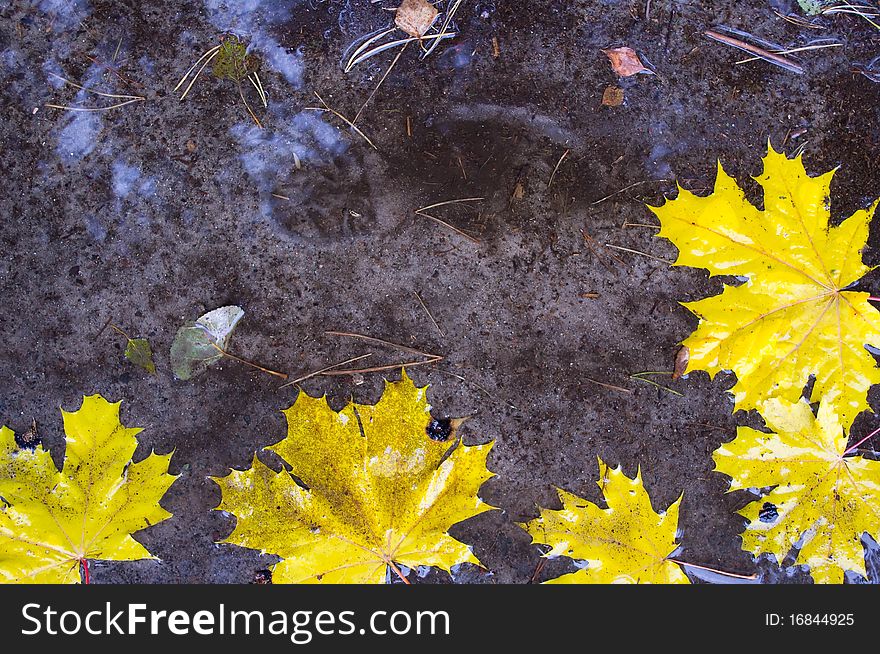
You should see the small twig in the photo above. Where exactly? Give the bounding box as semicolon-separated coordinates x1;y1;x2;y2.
704;29;804;74
667;558;758;581
823;3;880;31
529;558;548;584
414;291;444;336
414;198;483;243
279;354;374;389
583;229;625;271
209;343;288;379
321;330;442;376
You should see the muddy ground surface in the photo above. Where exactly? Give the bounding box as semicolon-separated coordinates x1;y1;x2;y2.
1;0;879;583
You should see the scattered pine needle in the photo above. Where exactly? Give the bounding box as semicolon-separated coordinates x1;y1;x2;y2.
736;42;842;65
209;343;288;380
547;149;570;189
45;99;143;112
307;91;378;150
46;72;145;112
353;41;410;124
174;45;221;100
591;179;666;206
415;197;484;213
415;197;484;244
421;0;464;59
322;356;442;376
414;290;444;336
584;377;632;394
435;368;519;410
279;354;374;389
321;330;443;375
605;243;673;264
629;371;682;397
417;213;482;243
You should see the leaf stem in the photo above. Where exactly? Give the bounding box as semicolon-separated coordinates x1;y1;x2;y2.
869;297;880;303
237;80;263;129
209;343;288;379
108;323;131;340
81;558;91;584
387;561;411;585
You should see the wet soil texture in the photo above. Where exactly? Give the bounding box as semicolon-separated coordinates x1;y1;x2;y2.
1;0;879;583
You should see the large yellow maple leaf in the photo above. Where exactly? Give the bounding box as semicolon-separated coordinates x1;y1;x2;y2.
522;458;689;583
0;395;176;583
651;145;880;431
213;371;496;583
714;398;880;584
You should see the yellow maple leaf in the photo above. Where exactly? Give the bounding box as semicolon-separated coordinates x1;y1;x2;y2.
651;144;880;431
0;395;176;583
522;458;688;583
713;398;880;583
213;371;496;583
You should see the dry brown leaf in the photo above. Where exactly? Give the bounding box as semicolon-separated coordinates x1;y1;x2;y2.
602;85;624;107
672;346;689;381
395;0;439;38
603;47;651;77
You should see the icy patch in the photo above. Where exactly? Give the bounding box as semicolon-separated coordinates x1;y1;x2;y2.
57;111;102;163
230;106;348;193
52;64;106;164
111;160;141;198
36;0;90;31
83;214;106;242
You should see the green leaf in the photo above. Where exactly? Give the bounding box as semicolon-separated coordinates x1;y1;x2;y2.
170;306;244;380
797;0;830;15
124;338;156;374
